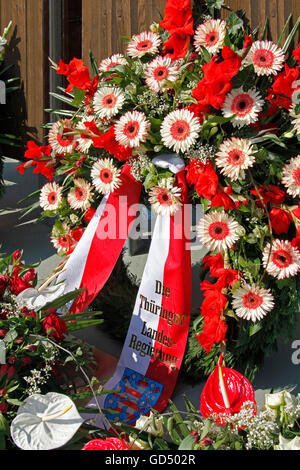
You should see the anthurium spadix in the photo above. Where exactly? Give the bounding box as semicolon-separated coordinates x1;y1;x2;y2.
10;393;84;450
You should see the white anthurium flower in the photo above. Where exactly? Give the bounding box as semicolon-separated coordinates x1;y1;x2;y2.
275;434;300;451
16;284;65;311
10;393;84;450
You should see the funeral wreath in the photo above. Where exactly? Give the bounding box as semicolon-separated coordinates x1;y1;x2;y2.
17;0;300;383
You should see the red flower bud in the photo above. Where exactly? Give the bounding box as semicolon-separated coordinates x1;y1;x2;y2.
8;356;16;365
0;402;9;413
21;356;31;367
24;269;36;282
12;250;22;261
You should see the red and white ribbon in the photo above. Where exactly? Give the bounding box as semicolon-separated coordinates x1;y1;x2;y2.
88;156;192;427
56;164;142;313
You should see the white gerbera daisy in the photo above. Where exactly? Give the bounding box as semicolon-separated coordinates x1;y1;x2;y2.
194;19;227;54
99;54;127;72
51;223;73;255
39;182;63;211
222;87;264;128
197;210;242;252
127;31;161;58
149;178;182;216
290;105;300;136
246;40;285;76
48;119;77;154
281;155;300;197
262;239;300;279
93;86;125;119
144;56;180;93
232;283;274;322
160;109;201;153
76;116;95;153
114;111;150;148
91;158;121;194
215;138;256;181
67;178;93;211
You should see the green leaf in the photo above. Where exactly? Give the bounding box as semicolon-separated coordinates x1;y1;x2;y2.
249;322;263;337
4;329;18;343
41;288;86;312
277;14;292;46
18;189;41;205
62;310;103;322
89;51;99;76
178;434;196;450
227;12;244;34
71;87;86;108
66;318;104;331
169;399;190;437
283;16;300;53
6;398;24;406
200;419;212;441
49;92;75;106
207;0;224;10
200;46;211;63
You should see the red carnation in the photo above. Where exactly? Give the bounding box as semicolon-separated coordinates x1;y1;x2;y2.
270;207;293;235
42;312;68;343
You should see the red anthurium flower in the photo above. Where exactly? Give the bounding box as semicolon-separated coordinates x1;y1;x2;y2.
269;207;293;235
200;356;256;424
82;437;130;450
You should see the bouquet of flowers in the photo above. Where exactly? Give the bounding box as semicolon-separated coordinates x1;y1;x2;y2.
0;248;103;448
18;0;300;380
